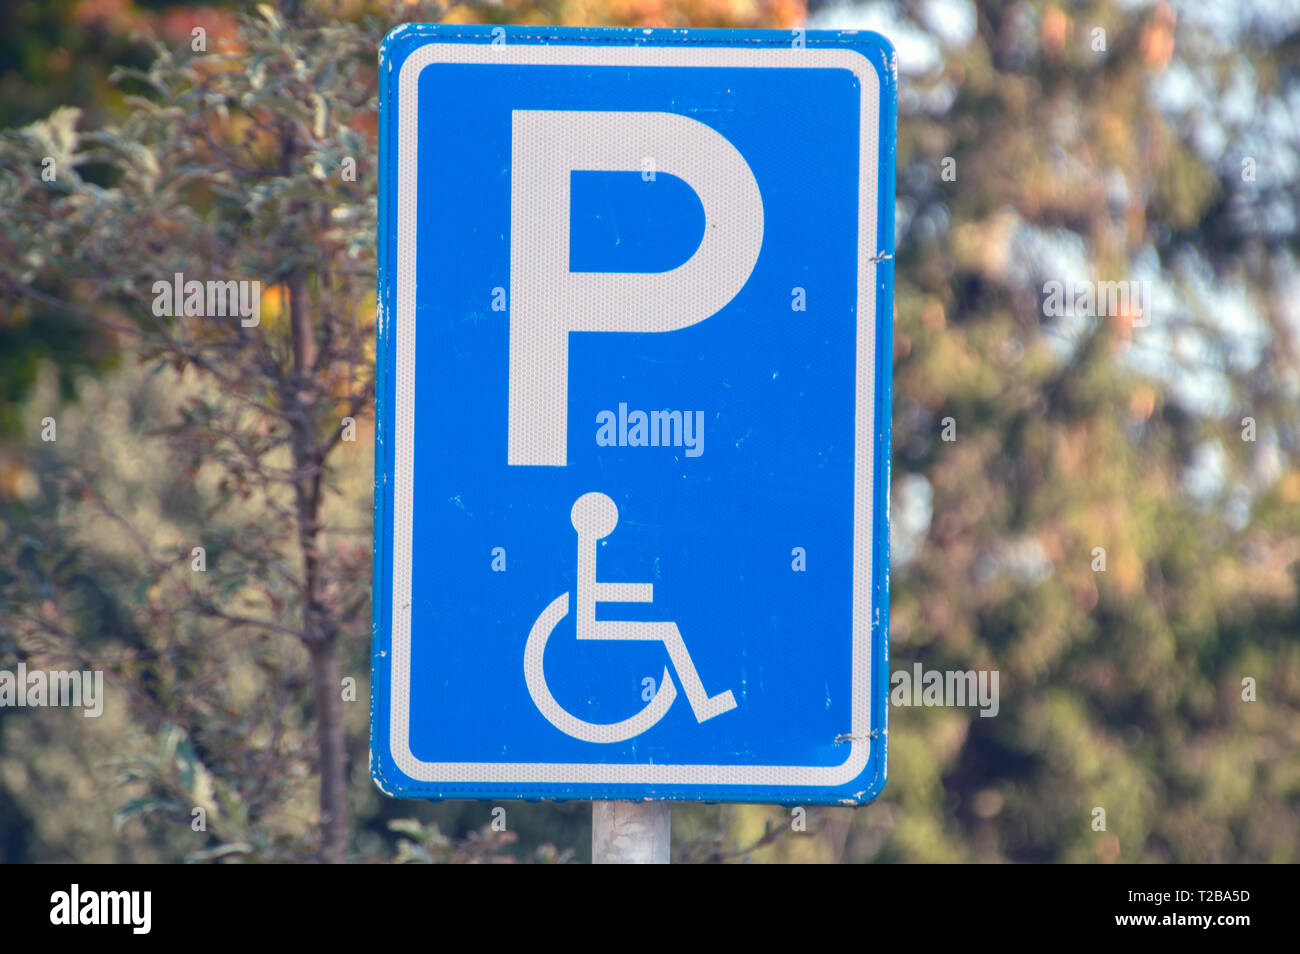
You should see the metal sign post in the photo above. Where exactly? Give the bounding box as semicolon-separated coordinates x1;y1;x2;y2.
592;801;670;864
371;25;895;836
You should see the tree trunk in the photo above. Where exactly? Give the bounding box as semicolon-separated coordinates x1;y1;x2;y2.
310;636;347;863
286;268;347;862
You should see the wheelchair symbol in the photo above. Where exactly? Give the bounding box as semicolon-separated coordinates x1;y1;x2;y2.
523;492;737;743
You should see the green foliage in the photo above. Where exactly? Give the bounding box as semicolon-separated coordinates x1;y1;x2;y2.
387;817;574;864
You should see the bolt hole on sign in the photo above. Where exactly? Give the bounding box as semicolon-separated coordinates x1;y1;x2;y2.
372;25;896;804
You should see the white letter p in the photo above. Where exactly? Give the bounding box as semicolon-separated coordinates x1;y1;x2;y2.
509;110;763;466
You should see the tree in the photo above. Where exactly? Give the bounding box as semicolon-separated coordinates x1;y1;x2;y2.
0;3;381;862
815;0;1300;863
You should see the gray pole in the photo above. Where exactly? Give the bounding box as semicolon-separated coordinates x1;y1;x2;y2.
592;801;670;864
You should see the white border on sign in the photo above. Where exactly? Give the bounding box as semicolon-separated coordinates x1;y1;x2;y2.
391;42;880;788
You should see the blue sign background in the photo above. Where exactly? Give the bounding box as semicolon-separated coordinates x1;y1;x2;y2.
373;25;895;803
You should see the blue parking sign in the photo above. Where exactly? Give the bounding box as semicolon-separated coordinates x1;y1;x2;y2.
372;24;895;804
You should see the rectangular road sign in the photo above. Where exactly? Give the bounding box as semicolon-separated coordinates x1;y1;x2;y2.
372;24;895;804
